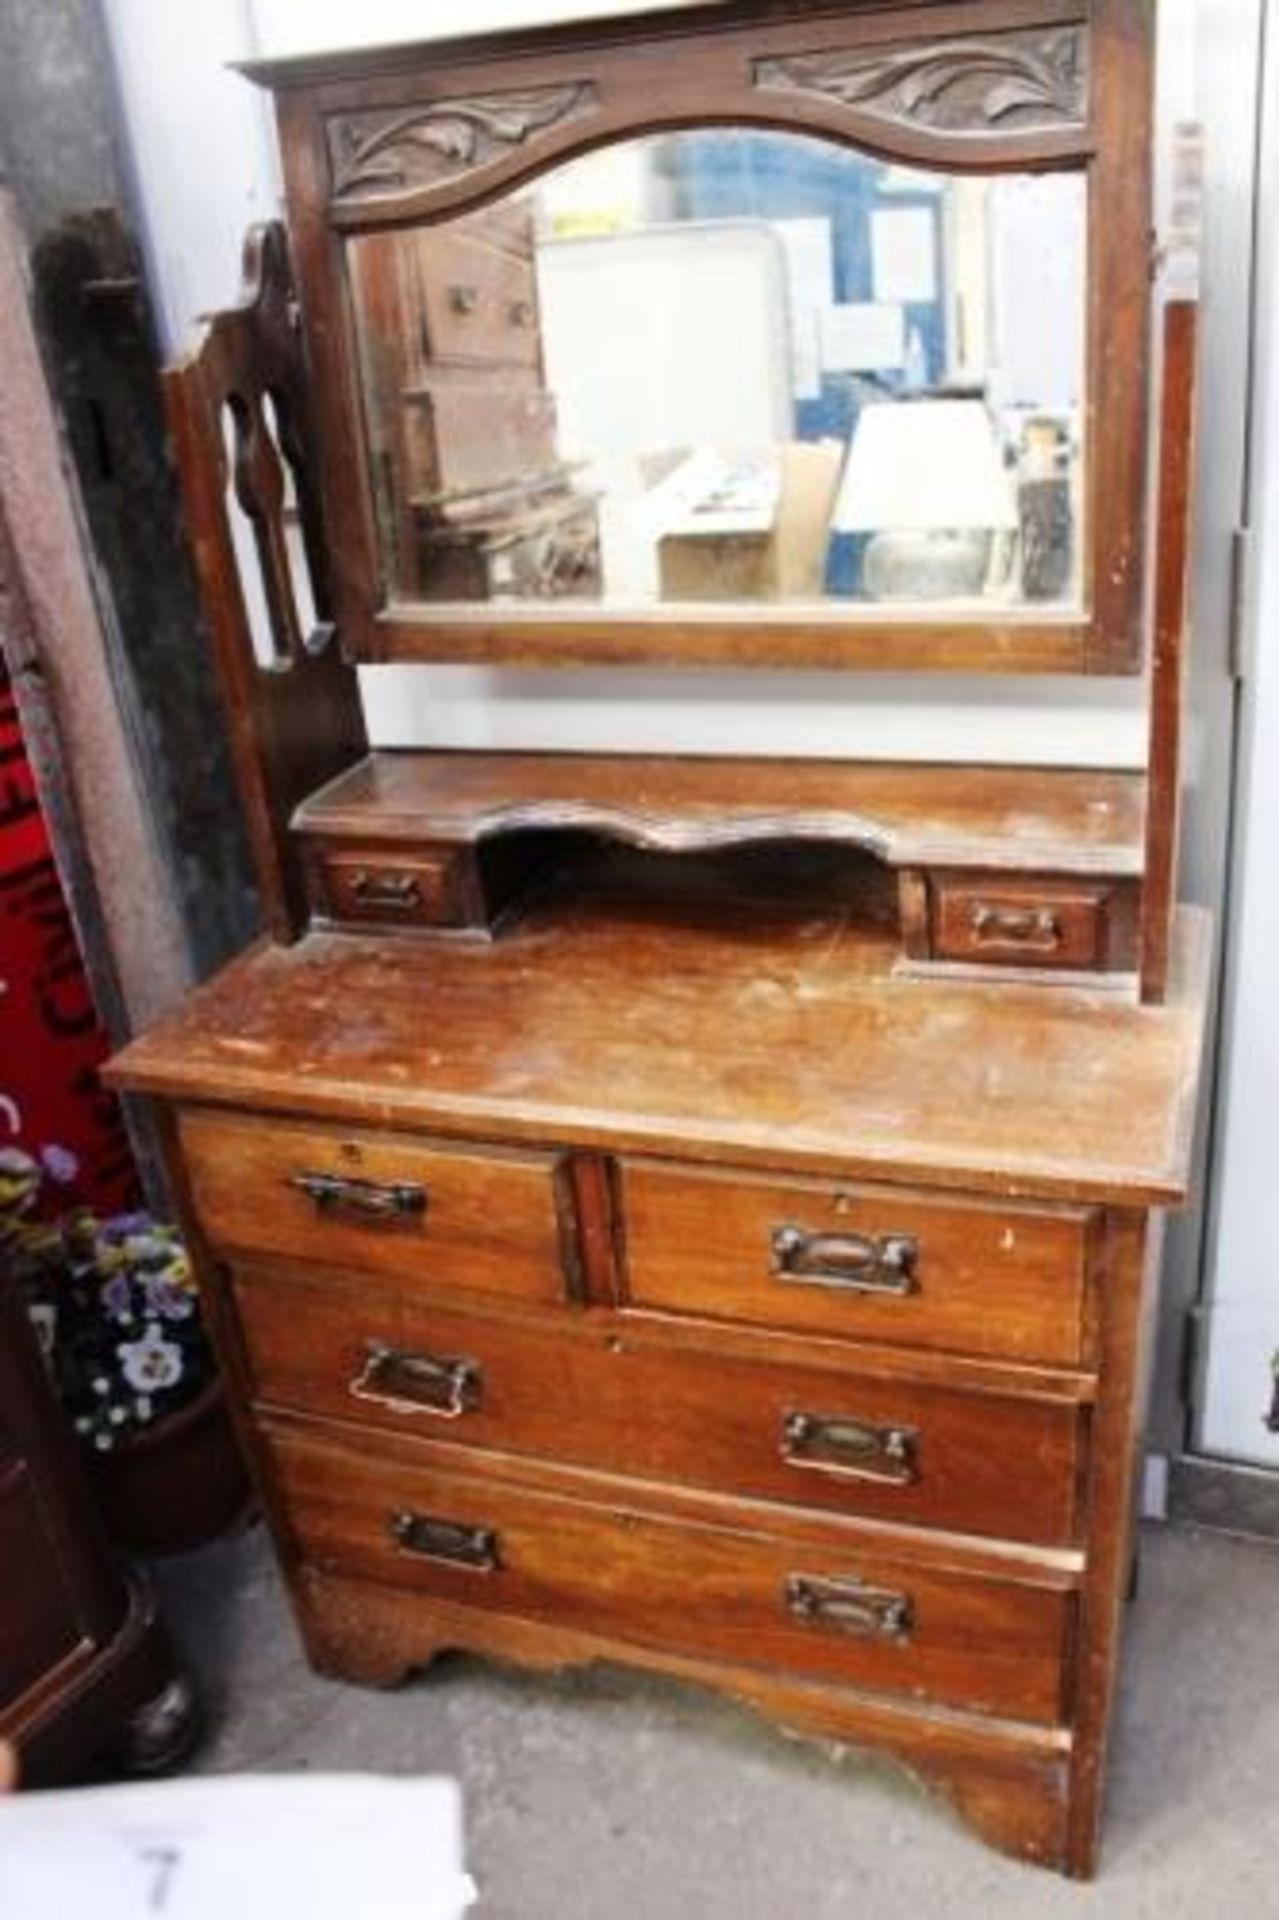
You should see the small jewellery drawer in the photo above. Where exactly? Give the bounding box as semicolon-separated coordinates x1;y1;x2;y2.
179;1111;572;1305
265;1421;1073;1726
929;876;1135;972
414;229;541;369
308;844;472;930
232;1270;1085;1545
620;1163;1095;1368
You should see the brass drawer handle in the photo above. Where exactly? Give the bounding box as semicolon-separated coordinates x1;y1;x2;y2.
771;1225;917;1297
508;297;534;327
448;283;479;314
288;1170;428;1221
351;1341;481;1420
785;1572;913;1642
350;870;423;911
781;1410;919;1485
389;1510;498;1572
969;903;1063;951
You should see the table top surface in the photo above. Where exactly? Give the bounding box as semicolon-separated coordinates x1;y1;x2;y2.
109;899;1211;1207
294;750;1146;876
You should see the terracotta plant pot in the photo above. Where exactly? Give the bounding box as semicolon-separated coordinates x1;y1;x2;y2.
86;1377;252;1556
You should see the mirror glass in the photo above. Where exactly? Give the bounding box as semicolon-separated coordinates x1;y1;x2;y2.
346;130;1086;617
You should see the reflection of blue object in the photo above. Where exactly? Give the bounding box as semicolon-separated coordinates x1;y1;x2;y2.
826;532;868;597
669;134;943;381
666;131;943;593
670;132;881;286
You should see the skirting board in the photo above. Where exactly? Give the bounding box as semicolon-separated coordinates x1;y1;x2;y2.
1167;1454;1279;1541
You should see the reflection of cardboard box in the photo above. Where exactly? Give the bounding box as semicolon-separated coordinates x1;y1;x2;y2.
656;442;842;601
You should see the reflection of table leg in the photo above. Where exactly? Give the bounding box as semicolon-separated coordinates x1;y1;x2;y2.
1019;476;1073;601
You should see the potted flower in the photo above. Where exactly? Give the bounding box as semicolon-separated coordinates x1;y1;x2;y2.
0;1146;249;1554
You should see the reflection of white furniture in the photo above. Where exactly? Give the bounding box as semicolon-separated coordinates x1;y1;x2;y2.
987;175;1086;414
642;450;782;540
833;399;1017;600
537;223;793;456
647;443;843;602
537;223;793;596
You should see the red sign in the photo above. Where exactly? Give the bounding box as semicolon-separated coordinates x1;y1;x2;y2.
0;657;138;1216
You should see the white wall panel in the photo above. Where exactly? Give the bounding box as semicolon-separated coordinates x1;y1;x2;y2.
246;0;695;55
1196;3;1279;1465
359;665;1147;763
100;0;280;357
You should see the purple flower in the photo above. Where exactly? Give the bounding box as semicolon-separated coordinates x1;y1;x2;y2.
102;1272;134;1320
142;1274;194;1321
40;1143;80;1186
101;1210;155;1241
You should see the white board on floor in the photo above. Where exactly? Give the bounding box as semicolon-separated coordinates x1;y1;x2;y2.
0;1774;473;1920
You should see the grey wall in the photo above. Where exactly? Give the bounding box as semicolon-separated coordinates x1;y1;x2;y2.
0;0;257;985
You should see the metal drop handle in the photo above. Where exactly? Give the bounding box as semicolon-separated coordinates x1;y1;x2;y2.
969;904;1063;950
781;1410;919;1485
771;1224;918;1297
351;870;422;911
288;1170;427;1221
351;1342;480;1419
389;1510;498;1572
786;1572;913;1642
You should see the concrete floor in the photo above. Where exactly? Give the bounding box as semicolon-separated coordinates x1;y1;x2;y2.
154;1522;1278;1920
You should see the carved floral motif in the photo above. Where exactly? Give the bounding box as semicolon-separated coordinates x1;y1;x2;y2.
754;28;1087;136
328;83;598;200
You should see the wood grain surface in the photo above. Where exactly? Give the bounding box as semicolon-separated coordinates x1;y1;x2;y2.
295;751;1147;876
179;1108;574;1303
230;1264;1085;1544
108;904;1210;1206
263;1414;1075;1725
619;1161;1097;1367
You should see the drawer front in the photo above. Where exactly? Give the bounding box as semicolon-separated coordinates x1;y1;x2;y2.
621;1163;1093;1368
403;380;558;498
180;1111;572;1305
416;229;540;369
931;879;1117;971
309;844;469;930
266;1420;1072;1726
233;1270;1083;1545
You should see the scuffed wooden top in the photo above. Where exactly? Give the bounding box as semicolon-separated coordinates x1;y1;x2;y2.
294;751;1145;876
108;903;1211;1207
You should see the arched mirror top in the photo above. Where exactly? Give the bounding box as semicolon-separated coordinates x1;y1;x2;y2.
243;0;1153;673
315;33;1091;230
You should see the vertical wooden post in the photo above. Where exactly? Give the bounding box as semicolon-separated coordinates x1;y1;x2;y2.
1140;298;1199;1003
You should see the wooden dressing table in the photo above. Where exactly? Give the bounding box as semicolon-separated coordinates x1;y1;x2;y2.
108;0;1208;1875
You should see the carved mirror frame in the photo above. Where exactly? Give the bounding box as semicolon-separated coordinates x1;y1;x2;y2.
245;0;1152;675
